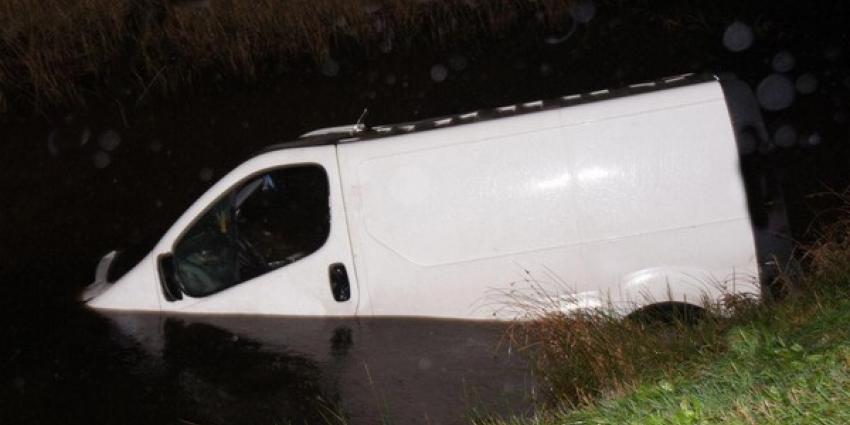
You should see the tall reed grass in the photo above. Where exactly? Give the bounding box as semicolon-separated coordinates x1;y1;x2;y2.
505;289;762;407
501;192;850;413
0;0;575;109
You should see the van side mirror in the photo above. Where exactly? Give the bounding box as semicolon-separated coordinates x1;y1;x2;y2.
157;253;183;301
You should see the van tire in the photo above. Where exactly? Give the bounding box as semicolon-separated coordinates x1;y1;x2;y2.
626;302;706;327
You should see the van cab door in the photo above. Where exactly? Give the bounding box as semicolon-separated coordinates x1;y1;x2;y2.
152;145;358;316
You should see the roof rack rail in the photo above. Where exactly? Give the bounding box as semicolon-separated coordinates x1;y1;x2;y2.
299;123;364;139
257;72;713;157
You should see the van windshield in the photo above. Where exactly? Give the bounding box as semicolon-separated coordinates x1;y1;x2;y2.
172;165;330;298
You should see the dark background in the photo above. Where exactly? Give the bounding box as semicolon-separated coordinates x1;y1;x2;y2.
1;1;849;423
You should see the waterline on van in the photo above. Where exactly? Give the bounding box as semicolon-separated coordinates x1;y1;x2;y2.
496;269;764;406
479;262;759;321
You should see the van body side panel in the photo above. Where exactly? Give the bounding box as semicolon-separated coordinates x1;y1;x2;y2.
340;112;588;318
339;81;759;319
567;85;760;307
356;125;579;266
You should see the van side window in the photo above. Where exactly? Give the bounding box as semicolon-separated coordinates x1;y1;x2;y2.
172;165;330;297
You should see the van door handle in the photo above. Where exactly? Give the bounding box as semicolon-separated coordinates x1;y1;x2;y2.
328;263;351;302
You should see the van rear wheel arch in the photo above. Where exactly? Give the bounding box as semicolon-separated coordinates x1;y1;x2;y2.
626;301;706;326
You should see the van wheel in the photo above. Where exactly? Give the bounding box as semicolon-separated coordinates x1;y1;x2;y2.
627;302;705;327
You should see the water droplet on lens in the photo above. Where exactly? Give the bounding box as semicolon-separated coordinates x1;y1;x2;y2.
799;132;821;147
544;32;574;45
93;151;111;169
771;50;795;73
149;139;163;153
319;57;340;77
430;64;448;82
80;127;91;146
98;130;121;152
723;22;754;52
795;73;819;94
448;54;468;72
47;129;60;156
572;0;596;24
757;74;795;111
773;124;797;147
385;73;397;85
199;167;213;182
824;46;842;62
535;11;545;22
807;132;822;146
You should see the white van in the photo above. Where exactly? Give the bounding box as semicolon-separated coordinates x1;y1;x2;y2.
82;74;792;320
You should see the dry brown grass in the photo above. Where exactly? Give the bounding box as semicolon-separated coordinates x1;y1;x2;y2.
483;225;850;425
0;0;575;108
799;192;850;286
0;0;129;104
507;296;760;407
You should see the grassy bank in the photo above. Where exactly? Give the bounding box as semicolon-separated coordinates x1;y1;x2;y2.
562;299;850;424
488;293;850;424
0;0;574;111
481;208;850;424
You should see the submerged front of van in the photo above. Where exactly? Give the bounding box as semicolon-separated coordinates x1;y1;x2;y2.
82;250;161;311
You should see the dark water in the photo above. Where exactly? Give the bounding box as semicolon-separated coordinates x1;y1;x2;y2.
2;308;532;425
2;1;850;424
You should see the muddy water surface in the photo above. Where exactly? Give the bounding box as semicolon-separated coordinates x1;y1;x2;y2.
3;1;850;424
4;307;532;425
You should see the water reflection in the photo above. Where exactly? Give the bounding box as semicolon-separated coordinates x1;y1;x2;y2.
102;312;536;425
161;318;337;425
2;306;534;425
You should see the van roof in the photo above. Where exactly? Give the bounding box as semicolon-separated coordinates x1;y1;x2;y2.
259;72;717;154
